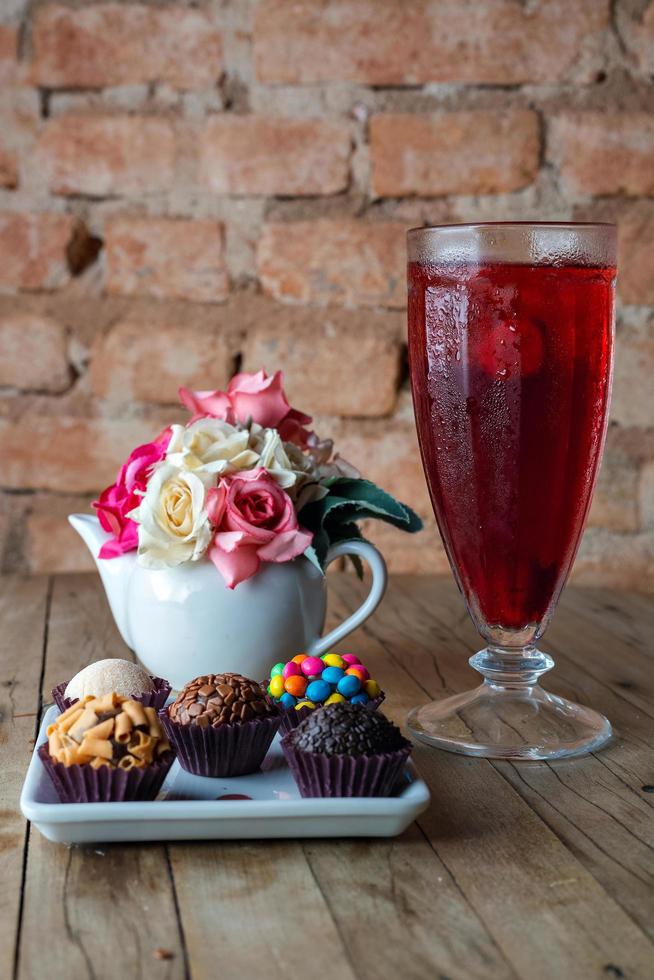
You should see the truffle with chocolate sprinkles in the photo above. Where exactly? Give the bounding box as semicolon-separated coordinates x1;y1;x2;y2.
290;702;406;757
169;673;275;729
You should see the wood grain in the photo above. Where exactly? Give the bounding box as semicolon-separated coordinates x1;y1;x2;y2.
169;841;358;980
329;574;654;979
7;571;654;980
380;574;654;942
0;576;49;980
17;575;186;980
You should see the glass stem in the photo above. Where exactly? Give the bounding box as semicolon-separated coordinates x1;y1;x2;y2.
469;644;555;689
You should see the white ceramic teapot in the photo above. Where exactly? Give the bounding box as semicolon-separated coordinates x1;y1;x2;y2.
69;514;387;690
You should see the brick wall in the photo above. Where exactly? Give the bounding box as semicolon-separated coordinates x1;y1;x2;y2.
1;0;653;590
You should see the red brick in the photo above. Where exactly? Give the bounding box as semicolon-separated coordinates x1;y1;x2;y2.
242;308;403;416
588;449;640;533
574;200;654;305
573;529;654;591
551;114;654;196
0;146;17;188
611;318;654;428
254;0;607;85
199;116;350;196
105;217;228;304
257;220;406;308
0;313;69;391
37;115;176;197
370;112;540;197
89;317;233;404
31;4;222;91
620;1;654;75
0;415;173;492
0;213;76;291
615;203;654;306
25;497;96;574
0;25;21;86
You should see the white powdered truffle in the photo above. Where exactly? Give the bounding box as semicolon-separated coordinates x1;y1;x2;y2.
64;659;155;701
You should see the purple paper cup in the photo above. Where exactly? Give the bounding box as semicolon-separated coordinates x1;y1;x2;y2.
38;743;175;803
273;693;386;735
159;708;281;778
281;730;411;798
51;676;172;714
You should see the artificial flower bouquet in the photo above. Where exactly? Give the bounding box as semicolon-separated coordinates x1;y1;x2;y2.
93;369;422;588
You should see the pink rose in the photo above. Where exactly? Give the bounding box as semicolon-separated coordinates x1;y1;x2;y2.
93;428;171;559
206;468;313;588
179;369;313;448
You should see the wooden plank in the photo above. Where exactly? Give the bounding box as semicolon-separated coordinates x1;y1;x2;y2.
353;575;654;942
302;829;517;980
329;575;654;979
0;575;49;980
169;842;358;980
562;586;654;655
18;575;186;980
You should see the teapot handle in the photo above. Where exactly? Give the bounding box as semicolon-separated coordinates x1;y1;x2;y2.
307;540;388;658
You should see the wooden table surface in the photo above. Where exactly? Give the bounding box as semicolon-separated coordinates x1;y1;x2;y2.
2;573;654;980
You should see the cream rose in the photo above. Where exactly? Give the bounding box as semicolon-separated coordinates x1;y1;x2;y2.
166;418;259;476
130;463;212;568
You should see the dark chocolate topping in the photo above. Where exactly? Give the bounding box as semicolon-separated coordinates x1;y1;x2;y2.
291;702;407;757
169;673;275;728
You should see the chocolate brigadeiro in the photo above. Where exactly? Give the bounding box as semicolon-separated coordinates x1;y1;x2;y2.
169;674;275;728
160;673;280;778
282;702;412;798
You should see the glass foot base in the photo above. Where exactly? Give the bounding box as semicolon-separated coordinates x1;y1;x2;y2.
407;680;612;761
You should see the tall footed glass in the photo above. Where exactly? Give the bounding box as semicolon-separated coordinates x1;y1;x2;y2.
407;223;616;760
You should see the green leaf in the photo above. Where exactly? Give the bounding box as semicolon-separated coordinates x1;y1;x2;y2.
298;477;423;571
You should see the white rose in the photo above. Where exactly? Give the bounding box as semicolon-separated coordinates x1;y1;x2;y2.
166;418;259;475
247;425;311;491
130;463;213;568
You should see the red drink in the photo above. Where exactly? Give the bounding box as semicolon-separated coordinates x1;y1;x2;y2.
408;259;615;633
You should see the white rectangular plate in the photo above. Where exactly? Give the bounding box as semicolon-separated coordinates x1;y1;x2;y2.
21;706;430;844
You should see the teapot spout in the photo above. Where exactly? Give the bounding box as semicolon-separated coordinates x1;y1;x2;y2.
68;514;135;650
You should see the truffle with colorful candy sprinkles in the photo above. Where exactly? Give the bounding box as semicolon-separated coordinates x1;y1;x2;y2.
266;652;384;733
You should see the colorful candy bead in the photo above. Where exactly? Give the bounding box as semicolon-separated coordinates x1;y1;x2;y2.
267;653;383;716
300;656;324;677
337;674;361;698
269;674;285;699
321;666;345;685
364;679;381;699
324;692;346;705
306;679;331;702
284;674;308;698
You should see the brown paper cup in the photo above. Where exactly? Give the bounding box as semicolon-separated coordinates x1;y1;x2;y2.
52;675;172;713
275;693;386;735
281;731;411;798
38;744;175;803
159;709;280;778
